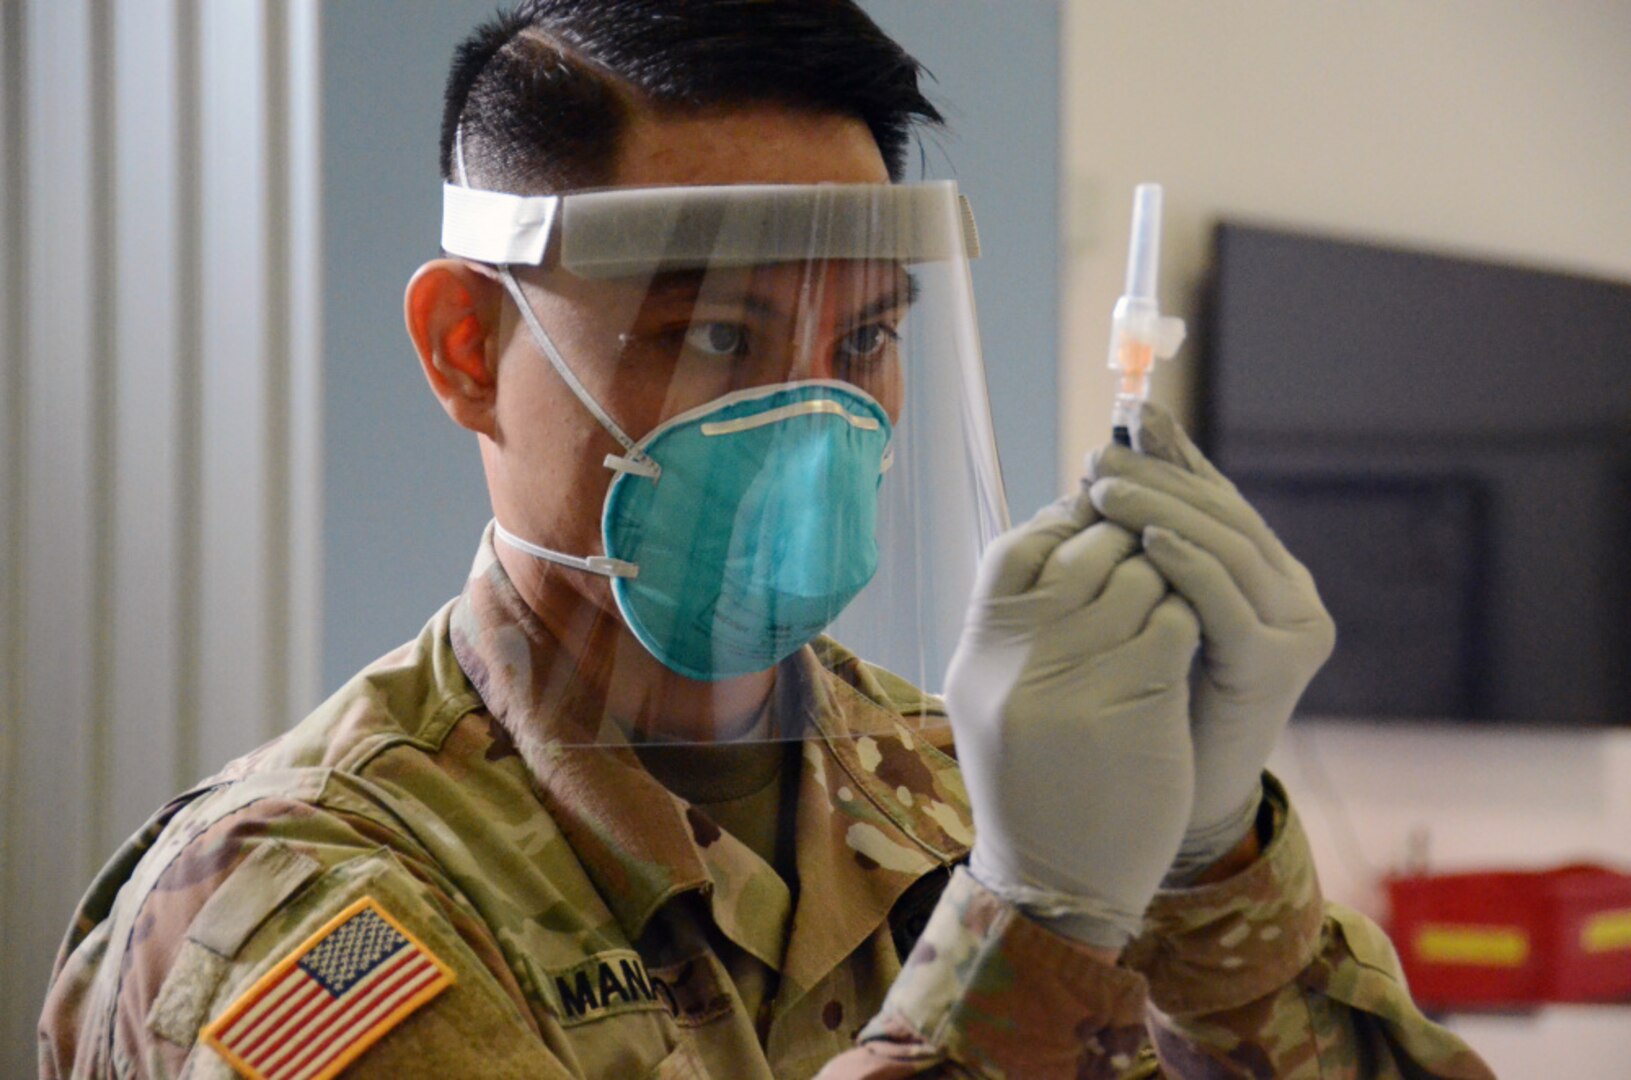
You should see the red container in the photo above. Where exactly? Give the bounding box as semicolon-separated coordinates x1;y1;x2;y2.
1385;864;1631;1008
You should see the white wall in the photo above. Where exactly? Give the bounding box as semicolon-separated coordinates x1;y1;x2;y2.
0;2;322;1073
1062;4;1631;1076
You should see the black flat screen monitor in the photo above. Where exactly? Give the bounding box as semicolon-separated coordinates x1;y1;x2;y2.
1200;223;1631;726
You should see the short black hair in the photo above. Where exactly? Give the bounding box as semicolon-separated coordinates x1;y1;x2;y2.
441;0;943;193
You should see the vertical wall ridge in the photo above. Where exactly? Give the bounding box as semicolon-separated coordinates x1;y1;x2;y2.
0;0;30;975
174;0;202;786
285;0;323;718
197;0;271;768
87;0;117;869
263;0;291;741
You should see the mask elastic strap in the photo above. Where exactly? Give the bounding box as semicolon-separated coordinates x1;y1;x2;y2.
497;268;660;480
486;281;652;573
459;129;648;578
492;521;637;579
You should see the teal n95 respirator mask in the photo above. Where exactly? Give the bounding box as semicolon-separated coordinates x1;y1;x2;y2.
441;177;1010;736
502;371;893;683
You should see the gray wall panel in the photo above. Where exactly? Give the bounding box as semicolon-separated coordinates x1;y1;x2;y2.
859;0;1062;522
0;0;24;952
320;0;512;693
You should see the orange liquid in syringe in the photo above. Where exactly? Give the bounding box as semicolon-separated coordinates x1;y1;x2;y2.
1116;339;1155;397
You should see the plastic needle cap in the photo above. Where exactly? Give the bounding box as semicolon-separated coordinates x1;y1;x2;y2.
1125;183;1163;300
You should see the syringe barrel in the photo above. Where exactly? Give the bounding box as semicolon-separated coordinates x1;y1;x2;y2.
1123;183;1164;300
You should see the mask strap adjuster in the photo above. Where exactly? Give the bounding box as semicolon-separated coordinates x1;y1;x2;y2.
604;453;660;480
492;521;639;579
584;555;639;578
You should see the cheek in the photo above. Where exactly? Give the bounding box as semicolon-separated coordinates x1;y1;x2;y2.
860;365;904;426
603;349;737;440
496;349;570;447
494;354;611;504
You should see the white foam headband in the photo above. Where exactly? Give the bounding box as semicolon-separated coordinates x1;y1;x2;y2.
441;180;981;274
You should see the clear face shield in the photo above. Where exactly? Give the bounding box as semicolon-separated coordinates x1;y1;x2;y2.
443;180;1009;745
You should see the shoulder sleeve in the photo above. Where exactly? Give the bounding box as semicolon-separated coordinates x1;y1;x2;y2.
1122;775;1496;1079
40;773;575;1080
816;867;1155;1080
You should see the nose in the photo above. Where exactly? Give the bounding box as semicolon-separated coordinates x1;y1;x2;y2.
792;334;839;382
789;272;847;381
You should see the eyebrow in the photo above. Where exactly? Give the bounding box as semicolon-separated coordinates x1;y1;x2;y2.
850;273;921;323
644;267;921;323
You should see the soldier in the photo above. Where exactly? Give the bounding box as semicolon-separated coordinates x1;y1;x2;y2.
41;2;1494;1078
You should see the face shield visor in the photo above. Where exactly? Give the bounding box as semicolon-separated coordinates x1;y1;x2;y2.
442;180;1009;745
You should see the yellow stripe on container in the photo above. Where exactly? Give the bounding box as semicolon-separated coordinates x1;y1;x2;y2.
1414;925;1530;967
1581;909;1631;954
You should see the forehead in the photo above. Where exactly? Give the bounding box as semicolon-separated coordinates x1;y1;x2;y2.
611;104;891;188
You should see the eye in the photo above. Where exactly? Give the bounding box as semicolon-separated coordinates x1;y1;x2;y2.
683;321;749;358
836;323;899;362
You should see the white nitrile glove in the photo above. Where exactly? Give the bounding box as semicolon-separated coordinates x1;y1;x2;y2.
1088;403;1337;885
944;492;1201;948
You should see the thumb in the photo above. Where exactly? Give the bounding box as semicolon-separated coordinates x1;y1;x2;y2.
1131;401;1220;482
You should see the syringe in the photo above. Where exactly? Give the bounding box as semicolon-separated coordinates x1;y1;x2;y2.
1107;183;1186;446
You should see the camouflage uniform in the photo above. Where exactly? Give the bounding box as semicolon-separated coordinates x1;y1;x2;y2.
40;529;1493;1079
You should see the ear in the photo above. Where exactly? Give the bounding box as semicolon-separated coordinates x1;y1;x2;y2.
405;259;503;437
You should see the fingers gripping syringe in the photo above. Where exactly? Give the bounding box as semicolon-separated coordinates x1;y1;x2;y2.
1108;184;1186;446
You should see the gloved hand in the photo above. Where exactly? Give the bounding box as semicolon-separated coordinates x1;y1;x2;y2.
944;491;1201;948
1088;403;1336;884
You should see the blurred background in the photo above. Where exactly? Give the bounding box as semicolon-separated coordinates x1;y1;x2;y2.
3;2;1629;1075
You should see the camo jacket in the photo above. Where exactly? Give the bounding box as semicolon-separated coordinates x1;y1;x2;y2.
40;532;1493;1080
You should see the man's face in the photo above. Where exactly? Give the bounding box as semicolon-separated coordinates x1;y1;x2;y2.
483;105;897;592
518;258;911;428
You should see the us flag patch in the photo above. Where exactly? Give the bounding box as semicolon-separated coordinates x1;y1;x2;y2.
200;895;455;1080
